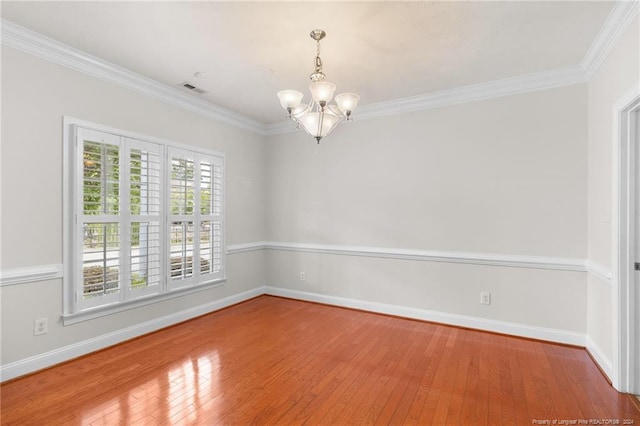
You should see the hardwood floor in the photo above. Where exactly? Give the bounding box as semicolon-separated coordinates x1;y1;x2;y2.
2;295;639;425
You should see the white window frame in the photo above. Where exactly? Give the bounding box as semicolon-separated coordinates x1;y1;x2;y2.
63;117;226;324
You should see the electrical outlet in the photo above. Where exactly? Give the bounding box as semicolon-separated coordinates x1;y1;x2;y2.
480;292;491;305
34;318;48;336
300;272;306;281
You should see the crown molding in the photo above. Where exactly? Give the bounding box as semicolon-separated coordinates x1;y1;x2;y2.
3;0;637;137
265;120;299;137
581;0;639;79
266;1;638;136
265;65;588;135
356;66;588;122
0;20;267;135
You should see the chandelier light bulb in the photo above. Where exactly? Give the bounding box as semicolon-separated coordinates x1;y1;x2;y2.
277;90;304;113
276;30;359;143
335;93;360;118
309;82;337;106
298;111;340;142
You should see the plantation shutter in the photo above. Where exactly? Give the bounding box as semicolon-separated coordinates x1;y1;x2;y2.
68;119;226;316
199;155;224;280
77;127;123;310
168;148;224;290
168;147;197;289
125;138;163;299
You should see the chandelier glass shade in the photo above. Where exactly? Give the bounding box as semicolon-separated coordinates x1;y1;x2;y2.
277;30;360;143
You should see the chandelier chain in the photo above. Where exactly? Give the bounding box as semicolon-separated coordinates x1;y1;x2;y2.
315;40;322;74
311;39;325;82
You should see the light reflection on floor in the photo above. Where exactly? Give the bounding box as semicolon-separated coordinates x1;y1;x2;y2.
79;351;221;424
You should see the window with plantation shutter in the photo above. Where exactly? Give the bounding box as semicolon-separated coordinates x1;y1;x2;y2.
199;158;223;278
78;128;123;310
65;119;225;319
168;148;224;290
169;152;195;286
127;139;163;298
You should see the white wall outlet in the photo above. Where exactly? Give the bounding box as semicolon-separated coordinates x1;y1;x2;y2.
34;317;48;336
480;292;491;305
299;272;306;281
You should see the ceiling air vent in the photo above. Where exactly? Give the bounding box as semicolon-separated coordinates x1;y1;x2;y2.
178;81;206;94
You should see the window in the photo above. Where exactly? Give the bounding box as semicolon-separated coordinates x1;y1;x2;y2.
167;148;223;290
65;119;225;318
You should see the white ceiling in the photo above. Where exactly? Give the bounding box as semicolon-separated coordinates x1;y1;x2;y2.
1;1;614;124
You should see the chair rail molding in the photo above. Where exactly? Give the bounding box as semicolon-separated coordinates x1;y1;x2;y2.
0;264;64;287
584;260;613;285
265;241;586;272
226;241;268;255
0;242;588;289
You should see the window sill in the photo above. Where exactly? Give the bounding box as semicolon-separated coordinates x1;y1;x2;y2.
62;278;226;325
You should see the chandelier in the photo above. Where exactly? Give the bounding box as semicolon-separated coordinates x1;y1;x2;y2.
277;30;360;143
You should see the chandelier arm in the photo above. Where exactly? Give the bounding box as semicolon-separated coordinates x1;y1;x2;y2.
316;109;325;144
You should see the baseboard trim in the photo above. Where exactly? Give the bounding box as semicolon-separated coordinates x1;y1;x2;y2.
265;286;586;346
0;286;265;382
585;336;614;384
0;284;599;383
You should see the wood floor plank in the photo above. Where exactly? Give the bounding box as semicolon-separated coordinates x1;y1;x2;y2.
385;324;436;425
2;296;639;425
403;325;447;425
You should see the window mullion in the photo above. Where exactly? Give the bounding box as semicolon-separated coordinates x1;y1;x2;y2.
120;139;131;302
100;144;106;214
194;154;201;279
74;131;83;313
165;148;172;291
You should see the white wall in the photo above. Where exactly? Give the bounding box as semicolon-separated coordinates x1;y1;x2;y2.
586;15;639;380
266;84;588;340
3;14;636;382
0;47;266;367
